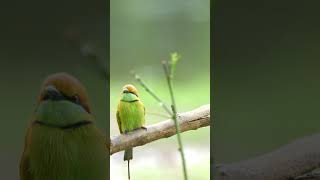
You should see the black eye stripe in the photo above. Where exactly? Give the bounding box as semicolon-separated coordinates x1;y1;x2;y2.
66;95;82;107
68;95;80;103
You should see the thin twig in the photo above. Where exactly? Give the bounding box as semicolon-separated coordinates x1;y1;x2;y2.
131;71;173;115
80;43;109;80
162;60;188;180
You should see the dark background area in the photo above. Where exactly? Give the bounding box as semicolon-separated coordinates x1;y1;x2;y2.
0;0;108;179
213;0;320;164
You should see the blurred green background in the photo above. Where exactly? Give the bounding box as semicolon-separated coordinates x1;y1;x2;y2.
213;1;320;165
110;0;210;179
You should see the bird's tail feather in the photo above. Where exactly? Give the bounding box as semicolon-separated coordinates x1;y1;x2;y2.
127;160;130;180
124;148;133;161
124;148;132;180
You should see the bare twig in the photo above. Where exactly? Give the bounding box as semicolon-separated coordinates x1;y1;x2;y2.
131;71;173;115
162;60;188;180
215;133;320;180
110;104;210;155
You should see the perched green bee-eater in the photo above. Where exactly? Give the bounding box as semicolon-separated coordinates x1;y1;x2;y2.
20;72;108;180
116;84;145;179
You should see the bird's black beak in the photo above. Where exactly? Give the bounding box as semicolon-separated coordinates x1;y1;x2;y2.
44;85;64;101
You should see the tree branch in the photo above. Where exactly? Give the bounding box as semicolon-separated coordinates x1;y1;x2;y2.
215;133;320;180
110;104;210;155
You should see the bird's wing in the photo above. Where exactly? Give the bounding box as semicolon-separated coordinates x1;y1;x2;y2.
20;153;32;180
20;127;33;180
143;103;146;125
116;109;123;134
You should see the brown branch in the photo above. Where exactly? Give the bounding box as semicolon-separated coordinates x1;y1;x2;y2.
215;133;320;180
110;104;210;155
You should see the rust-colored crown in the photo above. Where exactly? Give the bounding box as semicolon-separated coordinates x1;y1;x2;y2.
38;72;91;113
123;84;139;97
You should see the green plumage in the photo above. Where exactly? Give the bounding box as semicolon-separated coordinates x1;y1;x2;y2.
117;91;145;161
20;100;108;180
116;85;145;180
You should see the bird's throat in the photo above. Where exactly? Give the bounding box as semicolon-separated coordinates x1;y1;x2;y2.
35;100;94;129
121;93;139;102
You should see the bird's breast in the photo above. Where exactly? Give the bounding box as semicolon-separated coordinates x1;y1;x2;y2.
118;100;145;132
26;125;107;180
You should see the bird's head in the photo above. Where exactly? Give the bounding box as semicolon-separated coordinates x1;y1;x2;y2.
34;72;94;128
120;84;140;102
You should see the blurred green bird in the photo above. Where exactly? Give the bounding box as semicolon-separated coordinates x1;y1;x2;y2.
116;84;145;179
20;72;108;180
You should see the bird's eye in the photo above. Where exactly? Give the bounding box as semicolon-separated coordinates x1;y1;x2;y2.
70;95;80;103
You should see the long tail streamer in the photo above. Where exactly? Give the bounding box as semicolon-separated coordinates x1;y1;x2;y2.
127;160;130;180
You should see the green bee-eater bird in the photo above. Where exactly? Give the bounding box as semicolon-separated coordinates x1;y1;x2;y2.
116;84;145;179
20;72;108;180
